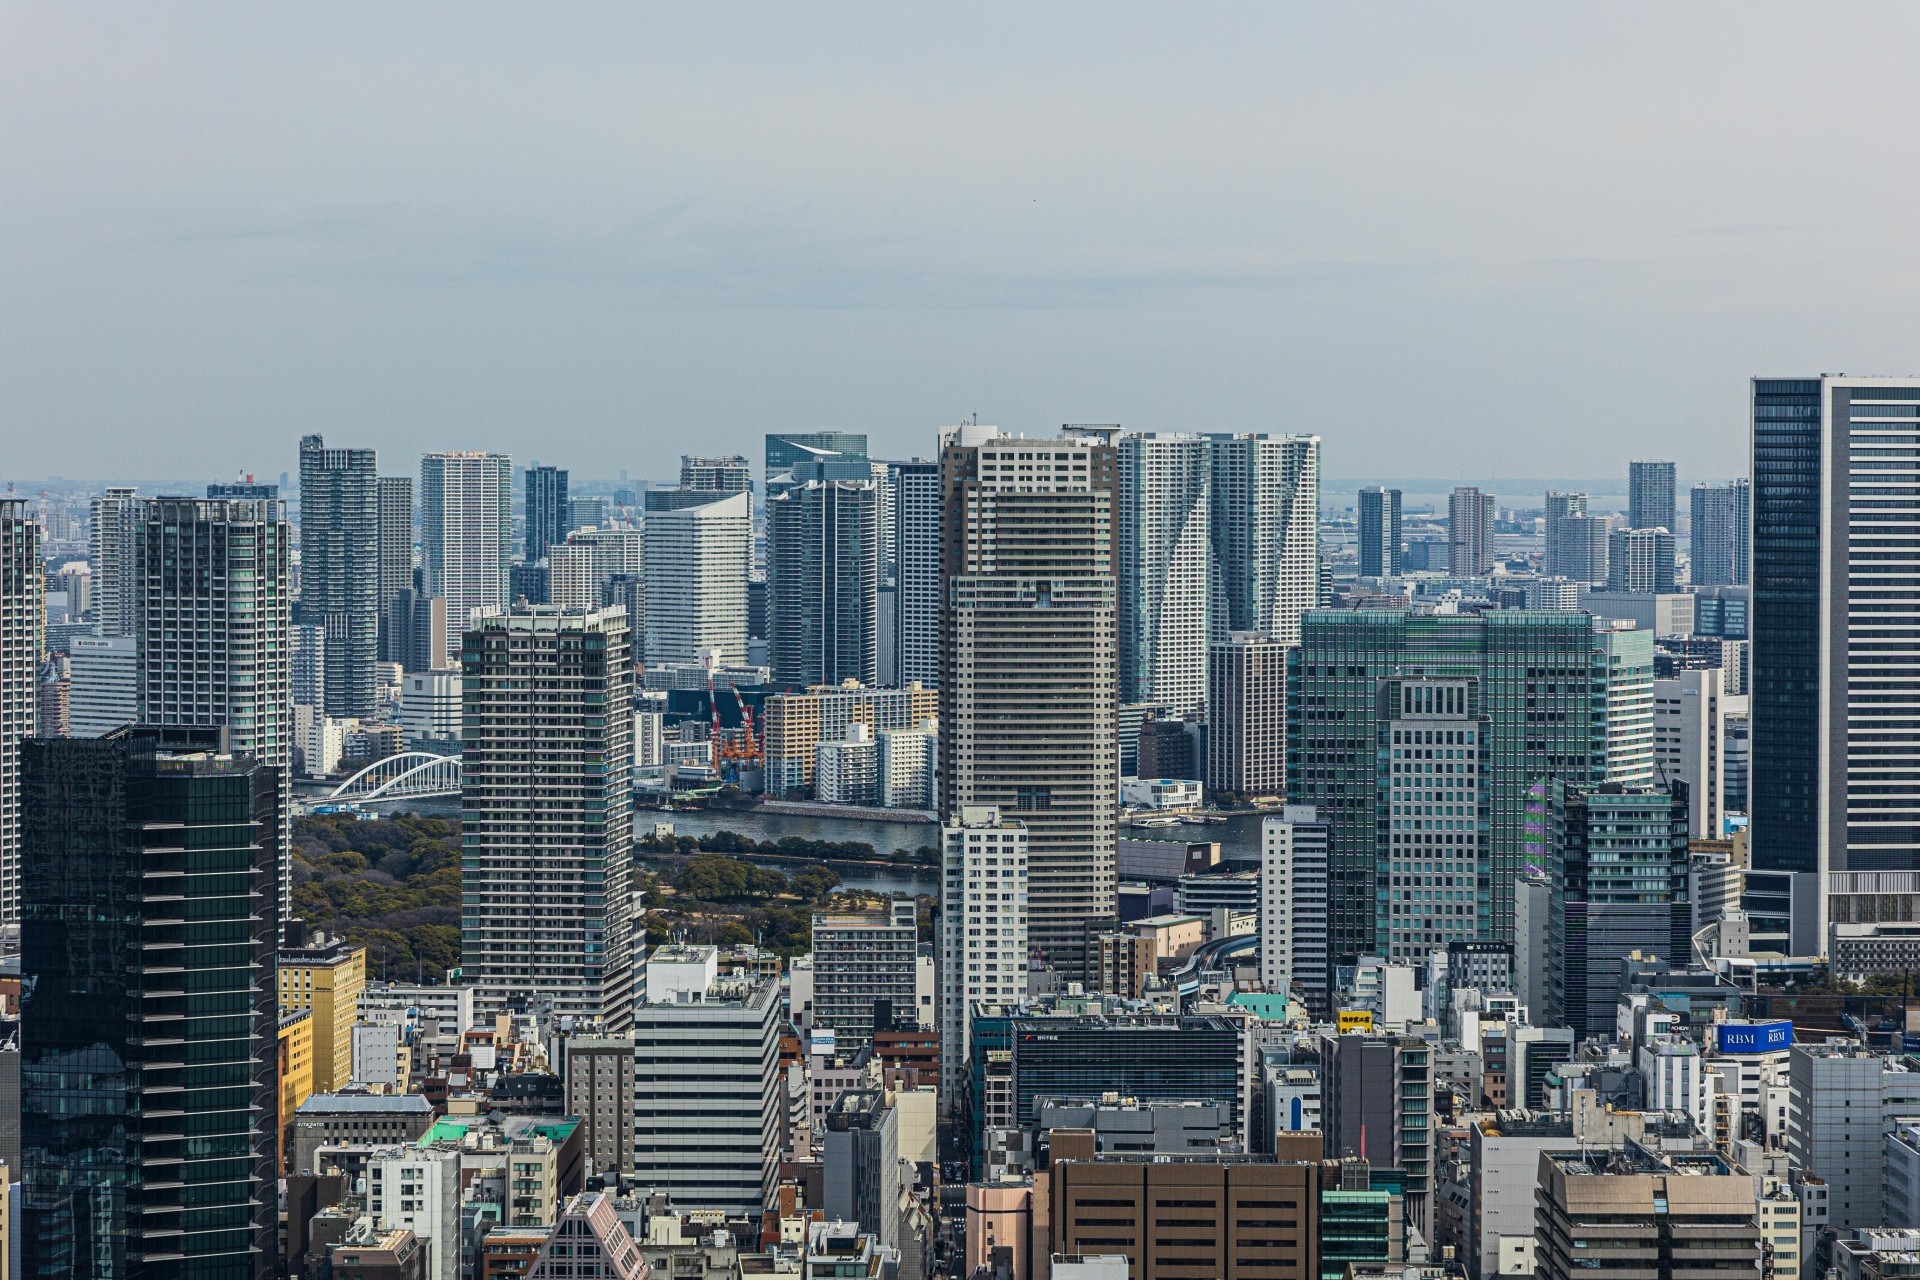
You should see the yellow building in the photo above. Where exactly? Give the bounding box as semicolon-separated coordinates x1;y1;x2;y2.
278;1009;314;1174
277;932;367;1093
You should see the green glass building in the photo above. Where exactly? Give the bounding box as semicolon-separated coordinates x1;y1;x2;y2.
1289;609;1651;968
20;726;278;1280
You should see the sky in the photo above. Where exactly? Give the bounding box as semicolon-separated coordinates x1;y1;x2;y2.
5;3;1919;485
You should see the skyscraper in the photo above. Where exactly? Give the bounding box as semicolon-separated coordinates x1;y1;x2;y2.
1292;610;1628;965
21;727;278;1280
69;633;138;736
1556;513;1610;585
1;499;41;926
1447;486;1495;576
1629;459;1678;534
1543;491;1587;577
1547;780;1690;1038
299;434;381;717
940;426;1118;973
889;458;942;689
524;464;570;565
89;485;141;637
939;806;1029;1107
421;451;513;661
136;496;294;937
767;478;879;689
642;492;751;666
1749;377;1920;951
766;432;869;485
378;474;414;608
460;607;635;1027
1206;433;1319;644
1357;485;1402;578
1605;526;1677;592
1689;482;1743;587
1116;433;1210;715
1260;805;1330;1018
1205;632;1288;799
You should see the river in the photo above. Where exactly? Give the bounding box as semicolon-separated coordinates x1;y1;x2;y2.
354;794;1276;898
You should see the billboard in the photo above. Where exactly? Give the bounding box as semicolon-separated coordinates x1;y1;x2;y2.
1336;1010;1375;1033
1716;1021;1793;1053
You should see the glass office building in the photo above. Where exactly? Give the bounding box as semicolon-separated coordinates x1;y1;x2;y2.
20;727;279;1280
1290;610;1646;965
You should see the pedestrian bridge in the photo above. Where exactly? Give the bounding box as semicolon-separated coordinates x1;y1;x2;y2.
327;751;462;802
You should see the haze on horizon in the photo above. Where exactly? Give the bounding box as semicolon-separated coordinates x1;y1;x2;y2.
4;3;1917;483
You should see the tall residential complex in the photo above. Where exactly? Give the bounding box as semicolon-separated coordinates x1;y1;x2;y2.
1447;486;1496;576
940;426;1118;973
632;947;781;1215
1117;433;1211;715
1205;632;1288;798
524;464;570;564
21;728;278;1280
890;458;943;689
421;451;513;660
459;607;635;1027
1628;459;1678;533
680;455;753;493
1690;480;1751;588
1547;781;1691;1038
549;526;644;612
1357;485;1402;578
1291;610;1645;965
298;434;382;717
1606;526;1677;592
642;492;751;666
1;500;40;926
1555;513;1610;585
1749;377;1920;952
1260;806;1330;1018
136;496;294;937
768;478;879;689
89;485;142;638
1206;433;1320;644
377;474;414;608
761;681;938;797
938;806;1029;1107
1543;491;1587;578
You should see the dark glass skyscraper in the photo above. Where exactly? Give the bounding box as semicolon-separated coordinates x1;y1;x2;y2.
21;727;278;1280
766;479;879;689
1749;377;1920;952
1357;486;1402;578
524;464;569;564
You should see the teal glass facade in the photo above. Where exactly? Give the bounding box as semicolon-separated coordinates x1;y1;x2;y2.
1290;610;1613;966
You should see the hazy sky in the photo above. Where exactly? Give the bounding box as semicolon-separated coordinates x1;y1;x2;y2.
5;4;1918;484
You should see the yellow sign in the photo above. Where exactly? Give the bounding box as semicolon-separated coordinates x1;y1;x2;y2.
1337;1010;1374;1033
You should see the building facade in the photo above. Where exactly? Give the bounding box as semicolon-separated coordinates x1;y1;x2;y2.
1117;433;1211;716
21;728;279;1280
1207;632;1288;799
1448;487;1495;577
1358;486;1402;578
768;479;880;689
300;435;383;717
938;806;1029;1106
1628;460;1678;535
940;428;1118;973
1260;806;1330;1017
421;451;513;662
0;500;39;926
1206;433;1320;644
524;465;570;565
460;608;635;1027
642;491;750;667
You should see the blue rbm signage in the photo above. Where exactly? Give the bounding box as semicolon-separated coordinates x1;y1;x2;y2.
1717;1021;1793;1053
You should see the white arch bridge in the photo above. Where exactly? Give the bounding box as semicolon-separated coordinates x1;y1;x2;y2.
328;751;462;802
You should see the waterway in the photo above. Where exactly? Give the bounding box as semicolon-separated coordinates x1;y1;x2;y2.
353;794;1277;898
